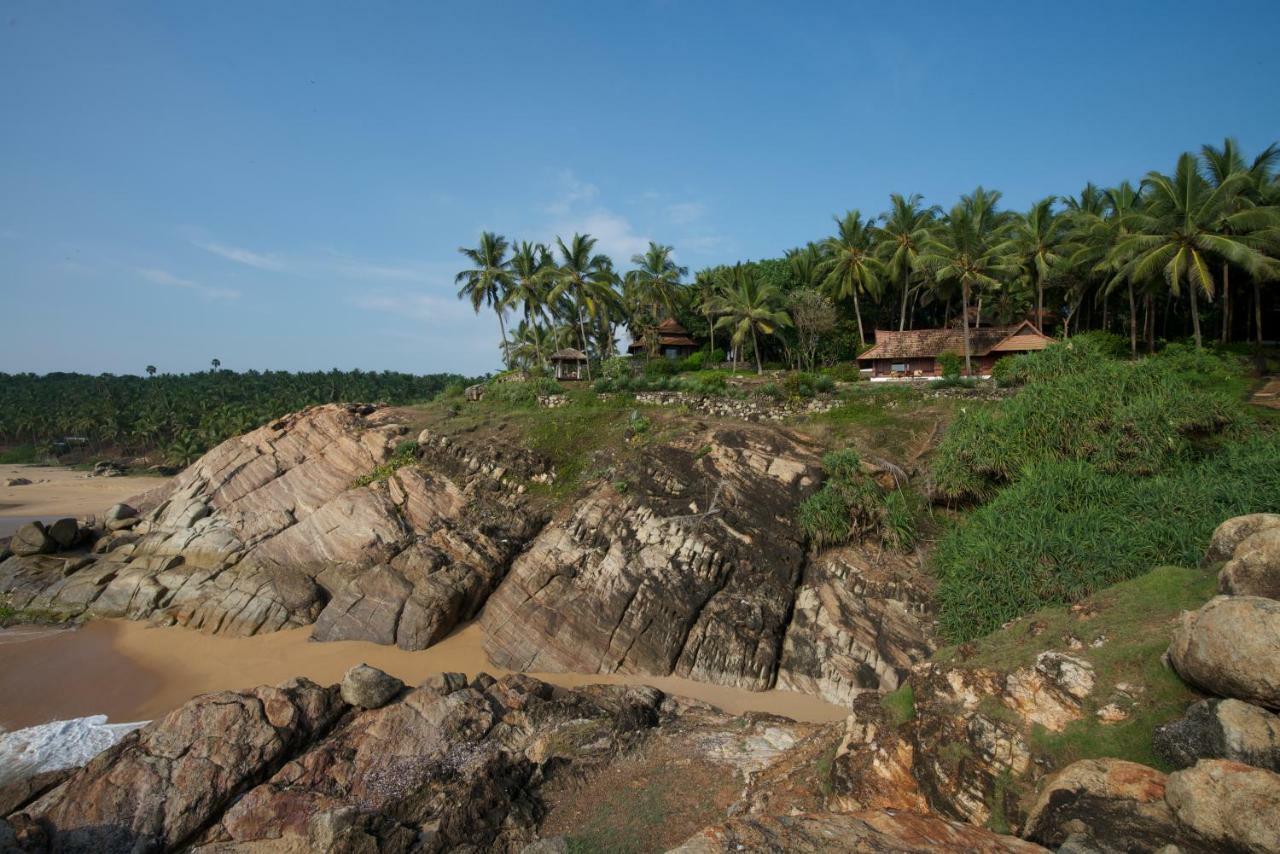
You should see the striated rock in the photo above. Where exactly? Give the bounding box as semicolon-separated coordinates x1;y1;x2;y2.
1002;652;1095;733
667;810;1047;853
1153;698;1280;771
775;546;934;705
0;405;549;648
339;663;403;709
1220;526;1280;600
1164;760;1280;853
1168;595;1280;710
1204;513;1280;565
10;523;53;557
13;678;343;854
483;425;822;691
1022;759;1214;852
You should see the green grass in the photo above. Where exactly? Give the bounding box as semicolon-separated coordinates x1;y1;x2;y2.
880;684;916;726
0;445;40;464
352;439;419;487
796;449;919;551
932;436;1280;641
935;566;1216;775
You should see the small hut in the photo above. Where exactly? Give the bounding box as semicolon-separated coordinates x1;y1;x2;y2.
549;348;589;381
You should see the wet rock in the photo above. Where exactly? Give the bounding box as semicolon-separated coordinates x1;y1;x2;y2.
1164;759;1280;853
340;663;404;709
46;518;80;550
1153;698;1280;771
1022;759;1213;852
1204;513;1280;565
12;678;343;854
667;810;1046;853
10;522;53;557
1219;526;1280;600
1168;595;1280;710
483;426;822;691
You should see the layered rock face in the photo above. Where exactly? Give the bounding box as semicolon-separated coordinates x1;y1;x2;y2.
482;426;825;691
0;404;548;649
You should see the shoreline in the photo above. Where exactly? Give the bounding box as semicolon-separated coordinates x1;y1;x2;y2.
0;463;166;524
0;618;850;730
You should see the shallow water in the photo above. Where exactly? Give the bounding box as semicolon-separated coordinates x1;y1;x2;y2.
0;619;850;730
0;516;45;538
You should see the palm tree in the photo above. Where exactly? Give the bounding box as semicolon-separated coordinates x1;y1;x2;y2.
145;365;156;378
692;269;724;356
211;358;221;372
1201;138;1280;343
1112;153;1279;348
1011;196;1069;332
548;234;621;380
917;188;1015;374
455;231;514;369
874;194;937;331
504;241;554;369
624;241;688;357
1070;182;1144;356
819;210;883;347
713;264;791;374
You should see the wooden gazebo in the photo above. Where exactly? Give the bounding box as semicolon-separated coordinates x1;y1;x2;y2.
549;348;589;381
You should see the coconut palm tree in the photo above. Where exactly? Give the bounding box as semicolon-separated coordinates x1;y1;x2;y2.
456;231;514;369
917;188;1016;374
874;193;938;331
1011;196;1069;332
145;365;156;378
818;210;883;347
504;241;554;368
1201;138;1280;343
1069;182;1145;355
548;234;621;380
713;264;792;374
692;268;724;356
624;241;688;357
1112;153;1280;348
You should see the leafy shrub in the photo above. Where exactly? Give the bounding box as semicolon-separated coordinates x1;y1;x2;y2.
937;352;963;381
486;377;565;406
797;448;918;550
933;435;1280;641
814;374;836;394
759;382;784;400
820;363;863;383
643;359;679;377
676;372;727;396
682;351;706;370
933;347;1249;503
601;356;632;382
784;372;819;399
354;439;419;486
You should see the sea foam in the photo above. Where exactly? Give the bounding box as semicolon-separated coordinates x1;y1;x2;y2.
0;715;146;786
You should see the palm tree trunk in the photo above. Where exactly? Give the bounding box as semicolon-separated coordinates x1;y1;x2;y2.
1220;263;1230;344
899;277;909;331
1255;277;1265;347
496;310;510;370
706;310;716;355
961;279;973;376
1146;292;1156;353
576;298;593;381
1189;284;1203;349
1101;289;1109;334
751;326;763;375
852;288;865;347
1127;281;1137;359
1036;278;1044;333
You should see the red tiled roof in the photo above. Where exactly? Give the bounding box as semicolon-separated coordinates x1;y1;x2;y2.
857;321;1052;361
655;317;690;334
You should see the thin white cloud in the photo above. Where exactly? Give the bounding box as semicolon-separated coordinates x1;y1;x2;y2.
138;267;240;300
350;292;472;326
193;240;287;271
545;170;600;216
665;201;707;226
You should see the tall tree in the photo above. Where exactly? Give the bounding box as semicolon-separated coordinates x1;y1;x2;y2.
874;193;937;331
1011;196;1069;332
548;234;621;380
456;231;515;369
713;264;792;374
693;268;724;355
624;241;688;357
917;188;1015;375
1070;182;1145;356
1112;153;1279;348
504;241;554;369
819;210;883;347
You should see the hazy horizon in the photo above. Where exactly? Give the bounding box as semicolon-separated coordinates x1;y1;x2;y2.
3;1;1279;376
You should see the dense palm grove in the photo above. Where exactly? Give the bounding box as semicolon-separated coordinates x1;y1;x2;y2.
0;370;467;463
458;138;1280;375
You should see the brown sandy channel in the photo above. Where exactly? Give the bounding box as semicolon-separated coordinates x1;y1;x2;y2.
0;620;849;730
0;464;166;531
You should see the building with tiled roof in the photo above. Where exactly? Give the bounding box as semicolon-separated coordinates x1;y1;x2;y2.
856;320;1054;379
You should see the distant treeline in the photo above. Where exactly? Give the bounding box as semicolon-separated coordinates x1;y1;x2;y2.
0;370;472;464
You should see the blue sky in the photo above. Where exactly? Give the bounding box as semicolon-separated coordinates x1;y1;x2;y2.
3;1;1278;376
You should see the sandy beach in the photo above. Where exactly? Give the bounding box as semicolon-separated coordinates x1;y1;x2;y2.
0;464;167;534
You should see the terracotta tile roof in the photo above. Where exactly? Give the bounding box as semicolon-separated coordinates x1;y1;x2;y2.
655;317;690;334
857;322;1051;361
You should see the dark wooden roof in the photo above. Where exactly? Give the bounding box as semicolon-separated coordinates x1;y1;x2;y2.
857;321;1052;361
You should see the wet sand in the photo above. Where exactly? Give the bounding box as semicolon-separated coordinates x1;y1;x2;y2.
0;464;167;525
0;619;849;730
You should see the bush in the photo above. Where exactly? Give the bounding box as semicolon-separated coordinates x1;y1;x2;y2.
797;448;917;550
643;359;679;377
937;352;963;381
932;435;1280;641
784;372;819;399
601;356;632;382
682;351;706;370
675;372;727;396
932;346;1249;503
814;374;836;394
820;362;863;383
486;377;565;406
759;382;784;400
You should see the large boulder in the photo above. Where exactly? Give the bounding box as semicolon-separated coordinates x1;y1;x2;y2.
1153;698;1280;772
12;678;343;854
339;663;404;709
1168;596;1280;709
10;522;53;556
1220;526;1280;600
1022;759;1215;852
1204;513;1280;565
667;810;1046;853
1164;760;1280;853
46;517;80;550
482;425;823;691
